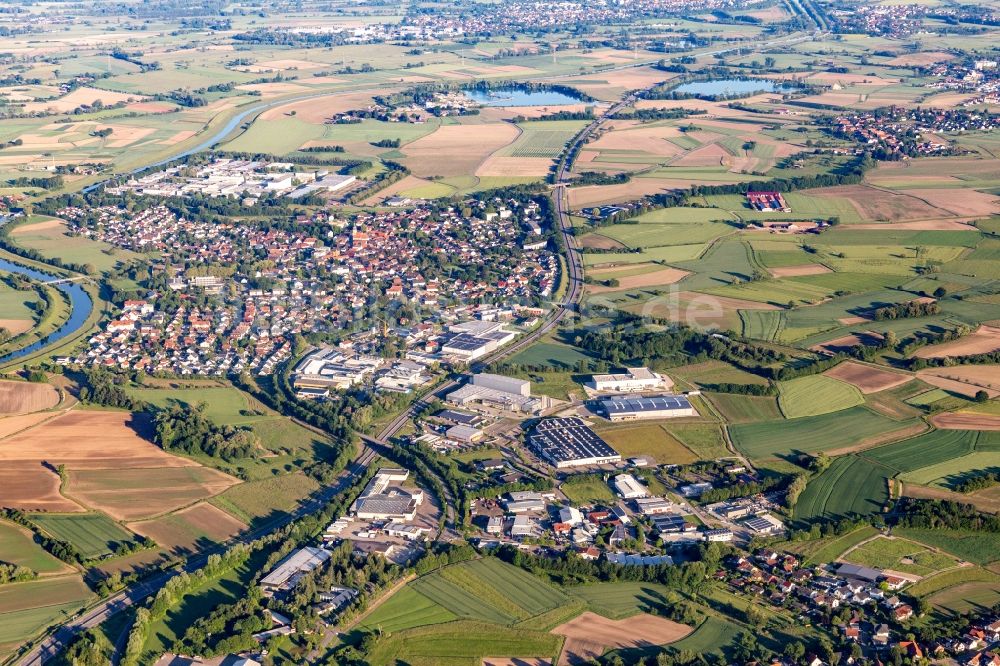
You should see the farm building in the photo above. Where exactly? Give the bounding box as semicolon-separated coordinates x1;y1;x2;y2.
746;190;791;212
527;417;622;468
614;473;649;499
597;394;697;421
588;367;667;392
261;546;332;595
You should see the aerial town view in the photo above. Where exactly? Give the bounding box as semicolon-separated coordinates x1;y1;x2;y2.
2;0;1000;664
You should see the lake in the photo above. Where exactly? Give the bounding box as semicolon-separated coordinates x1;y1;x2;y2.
0;257;93;365
464;87;585;107
671;78;792;98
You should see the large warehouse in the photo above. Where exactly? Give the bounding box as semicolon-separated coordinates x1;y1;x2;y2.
588;367;669;393
597;394;697;421
527;417;621;468
446;372;543;414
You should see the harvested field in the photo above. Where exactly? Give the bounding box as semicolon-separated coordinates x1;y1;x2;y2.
586;267;690;293
484;659;551;666
917;365;1000;392
913;326;1000;359
905;188;1000;218
769;264;831;278
129;502;247;554
886;52;954;66
804;72;900;85
567;179;690;208
0;318;33;335
476;155;554;177
586;125;685;157
811;331;885;355
0;411;197;469
578;234;626;250
259;89;382;122
0;380;59;414
66;466;239;520
402;124;519;178
22;87;141;113
0;462;81;512
671;143;728;168
808;185;951;222
931;413;1000;431
849;220;979;230
917;371;1000;399
552;611;691;666
823;361;913;394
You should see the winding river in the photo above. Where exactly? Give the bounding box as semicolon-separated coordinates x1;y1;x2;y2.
0;258;93;365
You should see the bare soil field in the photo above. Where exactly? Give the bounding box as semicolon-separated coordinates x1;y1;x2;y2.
0;411;199;469
402;123;519;177
916;372;1000;399
66;466;239;520
360;175;436;205
586;267;691;293
823;361;912;394
0;318;33;335
913;326;1000;359
579;233;627;250
129;502;247;554
0;411;57;439
567;179;690;208
808;185;951;222
23;87;143;113
931;412;1000;431
0;380;59;415
770;264;831;277
552;612;691;666
916;365;1000;392
635;95;787;119
159;129;197;145
236;82;311;95
0;462;83;512
483;659;552;666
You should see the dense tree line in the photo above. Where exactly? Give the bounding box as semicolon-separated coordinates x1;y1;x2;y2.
872;300;940;320
154;403;259;460
893;499;1000;532
78;367;147;410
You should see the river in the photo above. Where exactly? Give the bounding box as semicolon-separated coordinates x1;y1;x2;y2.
0;257;93;365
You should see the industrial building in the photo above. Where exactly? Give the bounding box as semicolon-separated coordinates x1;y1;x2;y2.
261;546;332;595
446;424;485;443
743;513;785;535
527;418;621;468
446;372;544;414
588;367;668;393
292;347;383;390
614;474;649;499
350;468;423;521
598;394;697;422
440;321;517;360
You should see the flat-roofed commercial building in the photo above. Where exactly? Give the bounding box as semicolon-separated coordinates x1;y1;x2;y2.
614;473;649;499
527;417;621;468
447;373;542;414
261;546;331;595
588;367;667;393
598;394;696;422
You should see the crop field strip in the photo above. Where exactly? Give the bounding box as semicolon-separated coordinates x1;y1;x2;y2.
794;455;892;521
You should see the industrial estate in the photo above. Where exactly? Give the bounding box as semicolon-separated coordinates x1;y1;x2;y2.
1;0;1000;665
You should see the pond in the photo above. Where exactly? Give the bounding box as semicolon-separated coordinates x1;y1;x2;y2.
671;78;793;98
464;86;585;107
0;257;93;365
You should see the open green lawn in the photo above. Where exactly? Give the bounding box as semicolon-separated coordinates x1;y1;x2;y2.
778;375;865;419
124;386;271;425
666;616;742;655
842;536;958;576
730;407;916;460
0;520;69;574
783;526;881;564
508;341;593;369
794;456;890;521
707;393;783;424
10;217;139;273
29;513;137;560
663;424;731;460
0;281;40;322
561;475;616;505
